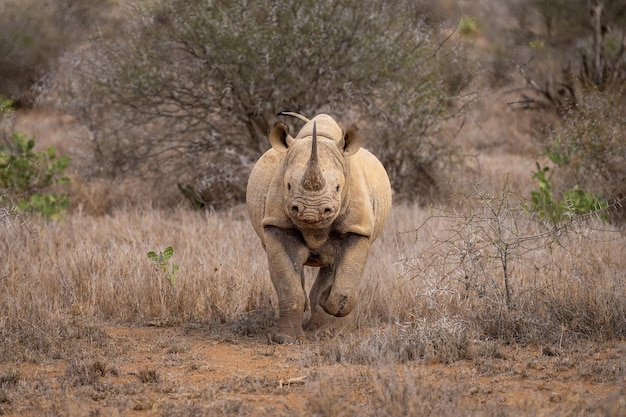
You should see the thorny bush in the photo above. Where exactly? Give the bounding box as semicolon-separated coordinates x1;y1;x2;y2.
69;0;470;208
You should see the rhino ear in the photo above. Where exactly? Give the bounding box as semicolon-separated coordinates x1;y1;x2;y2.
269;122;294;153
340;124;362;156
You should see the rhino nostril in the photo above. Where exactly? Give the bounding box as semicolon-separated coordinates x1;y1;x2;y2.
324;208;332;215
291;205;299;213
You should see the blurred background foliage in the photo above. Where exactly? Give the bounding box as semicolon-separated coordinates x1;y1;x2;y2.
62;0;469;207
0;0;624;219
0;0;111;108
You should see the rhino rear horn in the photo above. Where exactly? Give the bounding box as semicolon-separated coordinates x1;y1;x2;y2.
277;111;310;123
301;121;326;191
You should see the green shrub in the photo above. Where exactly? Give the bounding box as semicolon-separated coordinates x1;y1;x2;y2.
539;88;626;223
0;96;13;115
458;16;480;37
0;132;70;220
525;163;608;225
503;1;626;222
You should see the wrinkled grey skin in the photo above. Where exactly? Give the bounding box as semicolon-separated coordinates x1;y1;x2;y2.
246;113;392;343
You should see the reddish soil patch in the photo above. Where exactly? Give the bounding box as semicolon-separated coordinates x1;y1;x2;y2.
1;326;624;416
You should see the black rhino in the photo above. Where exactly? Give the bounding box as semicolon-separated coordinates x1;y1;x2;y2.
246;112;392;343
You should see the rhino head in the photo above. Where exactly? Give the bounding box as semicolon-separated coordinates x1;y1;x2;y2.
269;115;362;229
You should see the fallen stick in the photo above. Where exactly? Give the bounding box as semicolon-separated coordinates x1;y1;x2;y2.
278;375;307;388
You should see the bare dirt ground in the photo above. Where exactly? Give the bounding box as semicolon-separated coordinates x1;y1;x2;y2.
2;325;624;416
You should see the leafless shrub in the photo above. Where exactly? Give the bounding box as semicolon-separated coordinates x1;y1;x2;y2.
65;0;471;207
136;369;161;384
314;318;472;366
404;184;626;344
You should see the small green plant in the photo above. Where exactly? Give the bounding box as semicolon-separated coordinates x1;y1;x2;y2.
0;132;70;220
525;163;608;224
147;246;179;285
0;96;13;115
458;16;480;38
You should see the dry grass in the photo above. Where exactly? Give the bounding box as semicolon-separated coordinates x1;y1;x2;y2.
305;365;626;417
2;192;624;359
0;207;274;362
2;139;625;415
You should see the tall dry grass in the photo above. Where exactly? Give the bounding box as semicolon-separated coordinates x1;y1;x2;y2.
0;207;273;361
2;190;625;364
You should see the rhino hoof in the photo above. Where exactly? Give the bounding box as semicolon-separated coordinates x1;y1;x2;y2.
268;332;306;344
305;303;333;330
321;294;352;317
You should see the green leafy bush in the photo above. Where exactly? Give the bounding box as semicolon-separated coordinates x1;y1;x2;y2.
526;163;607;224
539;87;626;223
458;16;480;37
0;132;70;220
0;96;13;115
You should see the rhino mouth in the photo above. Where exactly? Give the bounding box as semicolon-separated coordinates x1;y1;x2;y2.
290;214;335;229
288;202;337;228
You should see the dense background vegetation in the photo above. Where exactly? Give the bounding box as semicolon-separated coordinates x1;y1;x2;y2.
63;0;468;207
2;0;625;215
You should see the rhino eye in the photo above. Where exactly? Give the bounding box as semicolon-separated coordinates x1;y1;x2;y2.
287;183;292;191
336;184;340;192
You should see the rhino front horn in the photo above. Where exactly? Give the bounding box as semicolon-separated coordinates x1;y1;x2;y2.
301;121;326;192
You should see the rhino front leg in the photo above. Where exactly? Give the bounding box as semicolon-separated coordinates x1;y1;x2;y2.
319;234;370;317
263;226;310;343
307;267;333;330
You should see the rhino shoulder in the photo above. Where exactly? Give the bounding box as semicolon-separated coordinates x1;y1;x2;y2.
247;150;291;233
334;149;392;241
